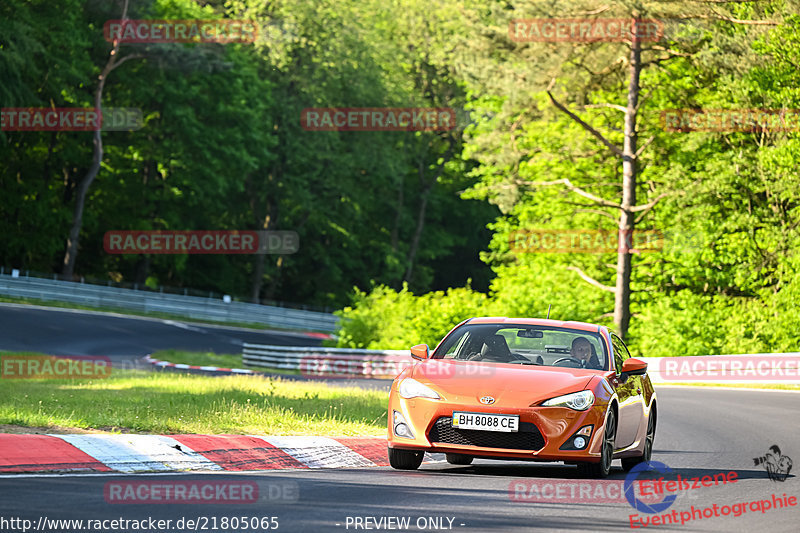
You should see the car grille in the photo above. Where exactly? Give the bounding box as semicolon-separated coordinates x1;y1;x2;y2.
427;417;545;451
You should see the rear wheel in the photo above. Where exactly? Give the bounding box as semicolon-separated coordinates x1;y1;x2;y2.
445;453;473;465
388;447;424;470
576;409;616;478
622;407;656;472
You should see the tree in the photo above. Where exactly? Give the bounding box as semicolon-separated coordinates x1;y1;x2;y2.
449;0;784;338
61;0;142;278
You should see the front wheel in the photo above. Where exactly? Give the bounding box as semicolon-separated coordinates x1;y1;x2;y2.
576;409;616;478
622;407;656;472
388;447;424;470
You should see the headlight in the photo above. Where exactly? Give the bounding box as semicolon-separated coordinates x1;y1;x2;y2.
398;378;441;399
542;390;594;410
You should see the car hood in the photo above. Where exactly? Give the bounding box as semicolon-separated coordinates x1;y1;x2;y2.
411;359;597;406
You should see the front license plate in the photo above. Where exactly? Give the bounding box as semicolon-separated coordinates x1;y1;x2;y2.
452;411;519;432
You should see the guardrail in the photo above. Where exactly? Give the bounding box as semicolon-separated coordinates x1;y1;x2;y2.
0;273;338;332
243;345;800;383
243;343;413;378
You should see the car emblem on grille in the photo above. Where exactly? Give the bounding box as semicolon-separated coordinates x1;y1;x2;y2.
479;396;495;405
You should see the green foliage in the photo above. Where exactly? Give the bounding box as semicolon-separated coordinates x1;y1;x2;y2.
3;0;799;356
0;0;495;307
333;0;800;355
335;284;489;349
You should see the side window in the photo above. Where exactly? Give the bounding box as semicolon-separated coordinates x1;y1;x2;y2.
610;333;631;372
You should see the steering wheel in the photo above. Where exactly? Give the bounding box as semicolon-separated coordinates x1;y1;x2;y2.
552;357;584;367
484;352;526;363
507;356;542;365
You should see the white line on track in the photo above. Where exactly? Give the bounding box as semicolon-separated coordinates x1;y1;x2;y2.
0;470;294;479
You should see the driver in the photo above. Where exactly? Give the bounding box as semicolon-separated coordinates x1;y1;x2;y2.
571;337;602;369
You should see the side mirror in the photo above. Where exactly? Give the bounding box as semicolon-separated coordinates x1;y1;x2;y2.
620;358;647;376
410;344;429;361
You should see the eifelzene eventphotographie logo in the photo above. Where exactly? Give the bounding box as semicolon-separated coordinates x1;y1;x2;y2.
753;445;793;482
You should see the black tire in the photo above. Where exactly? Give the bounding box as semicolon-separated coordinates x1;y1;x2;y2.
576;409;616;478
445;453;473;465
388;447;424;470
621;407;656;472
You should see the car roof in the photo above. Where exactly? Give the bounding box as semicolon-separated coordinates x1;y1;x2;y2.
466;317;602;333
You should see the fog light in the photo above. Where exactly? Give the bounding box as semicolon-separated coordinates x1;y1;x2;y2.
393;410;415;439
559;425;593;451
395;423;413;438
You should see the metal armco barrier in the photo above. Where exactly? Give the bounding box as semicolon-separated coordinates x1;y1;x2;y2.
0;273;338;332
242;344;413;378
242;345;800;383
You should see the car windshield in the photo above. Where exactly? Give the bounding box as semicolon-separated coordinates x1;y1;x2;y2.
433;323;608;370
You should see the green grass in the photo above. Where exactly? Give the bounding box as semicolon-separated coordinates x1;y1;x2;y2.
151;350;300;376
659;382;800;391
0;295;334;335
0;356;387;435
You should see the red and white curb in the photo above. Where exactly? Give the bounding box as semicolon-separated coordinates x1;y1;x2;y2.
144;355;256;375
0;434;432;474
304;332;334;340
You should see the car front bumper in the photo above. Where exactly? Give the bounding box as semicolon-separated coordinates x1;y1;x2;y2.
387;394;611;462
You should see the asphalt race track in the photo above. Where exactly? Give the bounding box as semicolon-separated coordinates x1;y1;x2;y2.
1;388;798;532
0;303;321;361
1;305;798;531
0;304;389;388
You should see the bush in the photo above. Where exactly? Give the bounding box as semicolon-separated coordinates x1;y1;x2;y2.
334;283;490;349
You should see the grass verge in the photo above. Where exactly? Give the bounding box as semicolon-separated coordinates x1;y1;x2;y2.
0;354;386;436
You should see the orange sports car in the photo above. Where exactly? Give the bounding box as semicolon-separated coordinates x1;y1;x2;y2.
387;317;656;477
